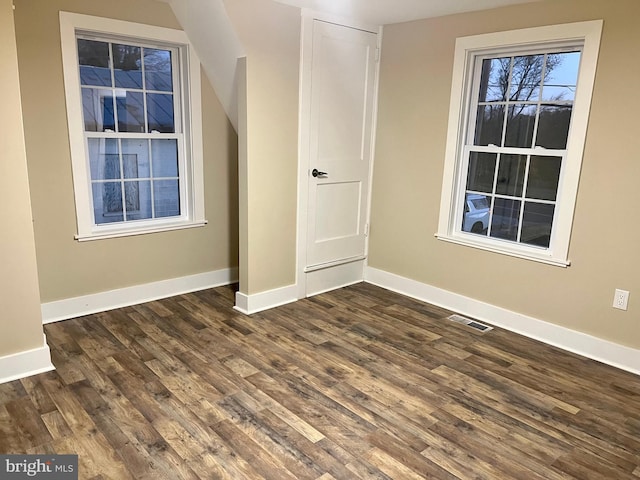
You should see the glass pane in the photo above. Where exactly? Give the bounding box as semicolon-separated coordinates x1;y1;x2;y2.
113;44;143;89
144;48;173;91
490;198;521;241
121;139;150;179
151;139;179;178
505;104;536;148
92;182;124;224
536;105;572;149
462;193;490;235
478;57;509;102
522;202;554;248
542;51;581;101
147;93;174;133
88;138;120;180
527;156;561;201
124;181;152;220
496;154;526;197
474;105;504;146
466;152;496;193
116;91;145;133
77;39;111;87
82;88;115;132
154;180;180;218
509;55;543;101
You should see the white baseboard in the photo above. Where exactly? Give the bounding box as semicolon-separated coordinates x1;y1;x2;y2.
365;266;640;376
41;268;238;324
305;259;365;297
234;284;298;315
0;334;55;385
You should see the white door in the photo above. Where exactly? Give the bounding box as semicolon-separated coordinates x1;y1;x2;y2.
306;21;378;270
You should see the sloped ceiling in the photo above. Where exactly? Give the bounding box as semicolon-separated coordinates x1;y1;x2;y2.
162;0;541;130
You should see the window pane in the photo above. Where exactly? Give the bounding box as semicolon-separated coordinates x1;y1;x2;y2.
509;54;543;101
151;139;179;178
505;104;536;148
490;198;520;241
88;138;120;180
147;93;174;133
478;57;509;102
542;51;581;101
121;139;150;179
116;91;145;133
144;48;173;92
522;202;554;247
474;105;504;146
462;193;489;235
527;156;561;201
92;182;124;224
154;180;180;218
82;88;115;132
77;39;111;87
466;152;496;193
535;105;572;149
125;181;152;220
113;44;143;89
496;154;526;197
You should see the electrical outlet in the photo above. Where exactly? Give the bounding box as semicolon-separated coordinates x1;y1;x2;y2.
613;289;630;310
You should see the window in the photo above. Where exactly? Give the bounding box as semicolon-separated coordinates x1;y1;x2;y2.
60;13;205;240
437;21;602;266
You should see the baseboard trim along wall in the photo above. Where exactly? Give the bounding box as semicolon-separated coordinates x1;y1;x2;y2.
0;334;55;384
41;268;238;324
234;284;298;315
365;266;640;376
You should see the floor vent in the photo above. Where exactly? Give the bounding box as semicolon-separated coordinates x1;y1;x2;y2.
447;314;493;333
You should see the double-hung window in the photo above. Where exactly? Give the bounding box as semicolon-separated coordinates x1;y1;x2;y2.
437;21;602;266
60;13;205;240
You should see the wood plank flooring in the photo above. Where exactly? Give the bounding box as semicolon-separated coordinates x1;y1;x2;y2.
1;283;639;479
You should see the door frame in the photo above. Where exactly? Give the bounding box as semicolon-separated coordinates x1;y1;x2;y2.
295;11;383;299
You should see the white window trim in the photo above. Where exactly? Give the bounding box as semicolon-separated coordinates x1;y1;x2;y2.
436;20;603;266
60;12;206;241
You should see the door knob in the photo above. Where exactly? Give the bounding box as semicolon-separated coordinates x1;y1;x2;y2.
312;168;328;178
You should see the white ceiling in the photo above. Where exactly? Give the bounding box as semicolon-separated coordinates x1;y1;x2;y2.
271;0;540;25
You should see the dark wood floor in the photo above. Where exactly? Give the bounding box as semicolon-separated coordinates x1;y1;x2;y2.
1;283;639;479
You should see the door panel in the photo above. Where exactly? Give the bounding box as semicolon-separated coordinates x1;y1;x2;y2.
306;21;377;269
315;181;361;242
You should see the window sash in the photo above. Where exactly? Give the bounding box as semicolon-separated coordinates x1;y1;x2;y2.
436;21;603;266
60;12;206;241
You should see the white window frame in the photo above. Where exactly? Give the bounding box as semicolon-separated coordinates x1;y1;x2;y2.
60;12;206;241
436;21;603;266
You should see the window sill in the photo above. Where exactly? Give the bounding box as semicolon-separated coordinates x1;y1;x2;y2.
435;233;570;267
75;220;208;242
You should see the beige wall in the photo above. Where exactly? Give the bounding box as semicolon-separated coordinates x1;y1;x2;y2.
13;0;238;303
0;0;46;356
226;0;300;295
371;0;640;349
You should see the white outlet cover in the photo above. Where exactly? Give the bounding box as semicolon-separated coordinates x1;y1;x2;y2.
613;289;630;310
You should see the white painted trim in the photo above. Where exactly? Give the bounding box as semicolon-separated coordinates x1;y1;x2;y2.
300;8;379;33
0;335;55;385
365;266;640;376
234;285;298;315
295;13;315;300
59;12;206;240
306;260;364;297
295;15;380;299
75;220;207;241
437;20;603;266
41;268;238;323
